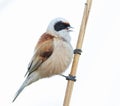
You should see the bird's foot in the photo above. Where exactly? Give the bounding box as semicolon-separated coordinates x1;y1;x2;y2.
74;49;82;55
60;74;76;81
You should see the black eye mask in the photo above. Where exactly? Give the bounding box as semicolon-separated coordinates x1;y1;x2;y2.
54;21;70;31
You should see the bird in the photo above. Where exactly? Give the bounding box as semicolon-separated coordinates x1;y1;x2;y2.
12;17;73;102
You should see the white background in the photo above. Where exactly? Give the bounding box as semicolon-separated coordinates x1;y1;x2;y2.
0;0;120;106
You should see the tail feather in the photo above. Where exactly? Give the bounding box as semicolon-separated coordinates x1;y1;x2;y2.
12;72;39;102
12;83;26;102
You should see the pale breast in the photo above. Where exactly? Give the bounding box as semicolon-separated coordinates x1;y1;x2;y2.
38;38;73;78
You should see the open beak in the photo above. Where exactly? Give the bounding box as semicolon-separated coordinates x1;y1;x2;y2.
67;26;73;32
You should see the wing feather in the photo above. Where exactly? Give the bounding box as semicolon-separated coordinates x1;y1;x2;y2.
25;33;54;77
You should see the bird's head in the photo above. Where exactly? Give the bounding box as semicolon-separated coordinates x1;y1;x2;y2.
46;18;72;42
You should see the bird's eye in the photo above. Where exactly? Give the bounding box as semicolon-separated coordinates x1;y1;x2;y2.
54;21;70;31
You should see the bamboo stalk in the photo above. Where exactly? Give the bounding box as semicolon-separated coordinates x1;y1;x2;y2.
63;0;92;106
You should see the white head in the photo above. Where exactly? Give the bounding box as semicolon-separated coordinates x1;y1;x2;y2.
46;17;72;42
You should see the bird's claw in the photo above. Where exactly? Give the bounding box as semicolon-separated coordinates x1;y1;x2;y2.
60;74;76;81
74;49;82;55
